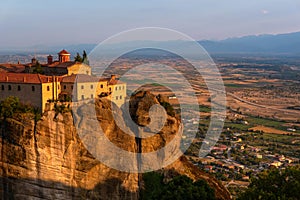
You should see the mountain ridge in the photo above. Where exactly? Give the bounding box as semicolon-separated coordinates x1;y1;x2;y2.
1;31;300;55
199;31;300;54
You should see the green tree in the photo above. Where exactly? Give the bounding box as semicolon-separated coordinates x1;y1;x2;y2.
162;176;215;200
238;166;300;200
141;172;164;200
74;52;83;62
0;96;21;119
82;50;89;65
53;103;70;119
32;61;43;74
74;51;89;64
141;172;215;200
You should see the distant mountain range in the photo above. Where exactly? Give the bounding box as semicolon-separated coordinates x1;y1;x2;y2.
199;31;300;54
1;31;300;55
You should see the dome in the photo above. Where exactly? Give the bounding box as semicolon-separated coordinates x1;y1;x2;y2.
58;49;70;55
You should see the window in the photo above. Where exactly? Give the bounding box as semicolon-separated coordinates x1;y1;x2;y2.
18;85;21;91
116;96;118;100
101;84;103;89
120;95;122;100
91;85;93;89
86;71;89;74
1;85;4;90
8;85;12;91
63;85;66;90
32;86;35;91
122;86;125;90
91;94;94;98
119;86;121;90
81;95;84;100
115;87;118;91
47;86;50;91
81;85;84;90
71;86;73;90
109;87;111;92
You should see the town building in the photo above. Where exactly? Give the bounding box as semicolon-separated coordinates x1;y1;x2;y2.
0;73;61;112
25;50;92;76
0;49;127;111
60;74;126;107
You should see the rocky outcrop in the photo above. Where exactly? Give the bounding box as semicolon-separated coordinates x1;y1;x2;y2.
122;91;183;172
127;91;231;200
0;101;138;200
128;91;180;153
0;92;230;199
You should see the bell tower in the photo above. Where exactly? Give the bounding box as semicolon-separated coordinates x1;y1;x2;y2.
58;49;71;63
47;55;53;64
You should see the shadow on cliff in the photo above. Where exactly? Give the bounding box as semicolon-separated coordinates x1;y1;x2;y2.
0;176;137;200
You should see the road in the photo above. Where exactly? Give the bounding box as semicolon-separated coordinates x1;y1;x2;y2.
205;85;300;115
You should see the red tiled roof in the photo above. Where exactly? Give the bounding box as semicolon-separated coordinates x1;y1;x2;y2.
48;61;76;68
0;73;62;84
0;63;26;73
58;49;70;55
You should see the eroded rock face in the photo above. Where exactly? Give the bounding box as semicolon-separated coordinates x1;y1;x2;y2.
124;91;183;171
128;91;180;152
0;93;230;200
0;100;139;200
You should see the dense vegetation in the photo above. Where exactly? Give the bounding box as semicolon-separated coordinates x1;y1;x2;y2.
238;167;300;200
32;61;44;74
141;172;215;200
74;50;89;65
0;96;39;120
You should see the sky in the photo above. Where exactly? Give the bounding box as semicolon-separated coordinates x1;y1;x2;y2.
1;0;300;48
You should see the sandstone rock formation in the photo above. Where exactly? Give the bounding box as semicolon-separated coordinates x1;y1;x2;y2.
0;92;230;199
0;101;138;199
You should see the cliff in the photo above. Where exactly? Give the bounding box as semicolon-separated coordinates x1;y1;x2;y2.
0;103;138;199
0;92;230;200
128;91;231;200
